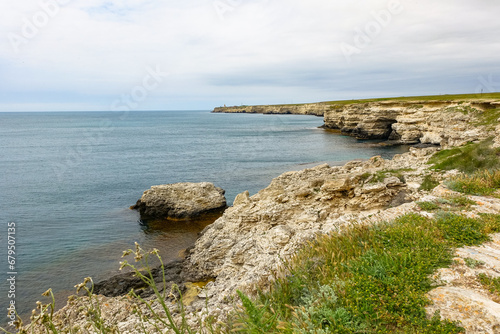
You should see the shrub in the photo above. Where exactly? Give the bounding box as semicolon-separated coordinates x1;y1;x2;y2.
464;258;485;268
417;201;440;211
435;213;490;247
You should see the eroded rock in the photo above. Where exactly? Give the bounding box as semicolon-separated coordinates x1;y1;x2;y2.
132;182;227;219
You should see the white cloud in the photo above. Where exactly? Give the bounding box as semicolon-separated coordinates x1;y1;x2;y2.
0;0;499;111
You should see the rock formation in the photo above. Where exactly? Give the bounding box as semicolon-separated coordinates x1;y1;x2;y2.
323;101;499;146
213;103;328;116
132;182;226;219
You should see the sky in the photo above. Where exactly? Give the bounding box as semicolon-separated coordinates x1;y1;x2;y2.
0;0;499;111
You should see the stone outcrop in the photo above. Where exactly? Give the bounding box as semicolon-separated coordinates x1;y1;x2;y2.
324;100;499;146
181;148;438;317
132;182;226;219
213;103;328;116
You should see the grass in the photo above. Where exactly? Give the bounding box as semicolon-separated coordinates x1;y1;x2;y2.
323;92;500;106
446;170;500;196
419;175;439;191
473;108;500;128
477;274;500;299
233;212;500;333
417;201;440;211
361;168;412;184
428;139;500;173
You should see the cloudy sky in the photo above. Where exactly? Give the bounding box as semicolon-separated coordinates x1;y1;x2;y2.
0;0;499;111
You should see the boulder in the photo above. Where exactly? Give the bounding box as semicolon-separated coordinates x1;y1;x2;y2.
132;182;226;219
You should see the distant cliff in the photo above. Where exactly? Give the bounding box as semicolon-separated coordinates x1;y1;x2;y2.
213;103;328;116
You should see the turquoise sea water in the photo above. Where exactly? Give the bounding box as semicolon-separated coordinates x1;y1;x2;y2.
0;110;408;326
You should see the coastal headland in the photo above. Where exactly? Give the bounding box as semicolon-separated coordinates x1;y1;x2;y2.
17;93;500;333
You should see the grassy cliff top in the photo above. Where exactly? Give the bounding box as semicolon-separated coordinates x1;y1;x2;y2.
322;92;500;106
223;92;500;108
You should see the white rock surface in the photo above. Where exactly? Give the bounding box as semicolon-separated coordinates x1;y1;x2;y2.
132;182;226;219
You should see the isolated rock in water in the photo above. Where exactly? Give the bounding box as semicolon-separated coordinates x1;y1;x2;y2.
132;182;226;219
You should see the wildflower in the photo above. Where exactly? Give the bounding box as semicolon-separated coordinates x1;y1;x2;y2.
74;281;87;294
119;260;129;270
122;249;132;257
41;288;52;297
13;317;23;330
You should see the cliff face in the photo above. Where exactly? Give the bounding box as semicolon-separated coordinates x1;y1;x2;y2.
325;101;499;146
213;103;328;116
215;100;500;147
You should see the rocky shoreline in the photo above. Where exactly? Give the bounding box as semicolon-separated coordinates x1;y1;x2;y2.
215;100;500;146
23;98;500;333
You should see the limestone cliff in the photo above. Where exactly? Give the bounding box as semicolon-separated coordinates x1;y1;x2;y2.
324;100;500;146
213;103;328;116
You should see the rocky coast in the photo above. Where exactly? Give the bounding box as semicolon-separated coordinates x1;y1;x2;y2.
21;96;500;333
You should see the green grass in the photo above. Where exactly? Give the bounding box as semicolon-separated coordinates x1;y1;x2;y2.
474;108;500;128
478;274;500;298
420;175;439;191
428;139;500;173
446;170;500;196
323;92;500;106
362;168;412;184
417;201;440;211
233;213;500;333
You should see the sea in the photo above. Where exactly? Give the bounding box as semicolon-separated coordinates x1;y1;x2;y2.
0;110;408;327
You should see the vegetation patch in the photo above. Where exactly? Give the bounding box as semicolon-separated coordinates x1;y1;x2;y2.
478;274;500;300
446;169;500;196
363;168;412;184
473;108;500;128
419;174;439;191
417;201;440;211
235;213;500;333
464;258;485;269
429;139;500;173
323;92;500;106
